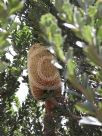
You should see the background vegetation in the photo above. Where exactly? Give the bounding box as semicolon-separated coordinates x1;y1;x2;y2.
0;0;102;135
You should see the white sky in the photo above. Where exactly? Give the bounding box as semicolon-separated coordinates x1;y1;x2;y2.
16;70;29;105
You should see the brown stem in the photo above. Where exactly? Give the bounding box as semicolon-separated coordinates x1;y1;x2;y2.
44;113;56;136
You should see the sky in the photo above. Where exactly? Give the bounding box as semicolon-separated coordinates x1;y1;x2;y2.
16;70;29;104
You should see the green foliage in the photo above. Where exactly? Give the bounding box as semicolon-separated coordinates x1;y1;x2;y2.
0;0;23;47
0;61;8;72
40;0;102;126
1;0;102;136
40;13;65;61
75;101;95;114
0;0;24;72
84;46;102;68
60;0;102;124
